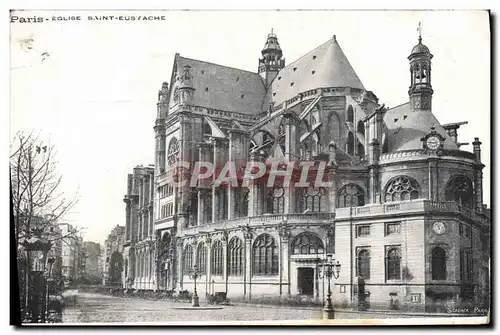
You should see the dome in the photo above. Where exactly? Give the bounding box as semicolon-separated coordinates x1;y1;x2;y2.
411;42;430;55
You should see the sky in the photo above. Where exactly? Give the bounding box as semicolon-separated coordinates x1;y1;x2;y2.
9;10;491;245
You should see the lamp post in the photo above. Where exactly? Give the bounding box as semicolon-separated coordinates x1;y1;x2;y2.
22;228;52;323
45;257;55;321
188;264;201;307
319;254;341;320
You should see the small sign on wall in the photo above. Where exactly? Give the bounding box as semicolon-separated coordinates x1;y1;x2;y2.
411;293;421;303
340;285;346;293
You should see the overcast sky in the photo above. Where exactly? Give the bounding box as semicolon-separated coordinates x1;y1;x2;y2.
10;10;490;245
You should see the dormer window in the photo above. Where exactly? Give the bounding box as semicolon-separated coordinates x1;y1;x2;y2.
278;76;281;80
293;67;297;72
201;70;205;75
236;76;240;82
273;92;276;96
312;70;316;75
313;55;317;60
205;87;209;92
241;94;244;98
290;82;294;87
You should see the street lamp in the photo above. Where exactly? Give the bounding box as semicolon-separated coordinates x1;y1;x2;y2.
319;254;341;320
22;228;52;323
188;264;202;307
44;257;55;321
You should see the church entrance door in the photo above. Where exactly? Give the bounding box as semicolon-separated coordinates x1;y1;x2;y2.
297;268;314;296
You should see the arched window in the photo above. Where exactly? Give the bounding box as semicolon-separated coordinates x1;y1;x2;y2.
384;176;420;202
292;233;325;255
203;122;212;136
252;234;279;276
298;187;327;213
445;176;474;208
267;187;285;214
337;184;365;208
204;192;212;223
240;189;249;217
228;237;244;276
357;121;365;135
347;132;354;155
347;105;354;123
211;240;224;276
183;244;193;275
357;249;371;279
328;112;341;145
167;137;179;166
431;247;446;280
382;134;389;154
278;121;286;153
196;242;207;275
358;142;365;158
386;247;401;280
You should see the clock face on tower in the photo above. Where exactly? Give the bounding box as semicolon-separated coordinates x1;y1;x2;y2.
426;136;441;150
432;221;446;235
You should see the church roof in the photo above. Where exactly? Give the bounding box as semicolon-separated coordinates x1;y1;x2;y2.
383;103;459;152
173;55;266;115
270;36;365;106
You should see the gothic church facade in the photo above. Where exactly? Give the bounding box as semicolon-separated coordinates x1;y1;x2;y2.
126;30;490;310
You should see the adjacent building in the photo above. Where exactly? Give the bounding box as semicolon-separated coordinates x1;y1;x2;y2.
101;225;125;286
60;223;83;283
82;241;102;285
122;165;156;290
144;30;490;310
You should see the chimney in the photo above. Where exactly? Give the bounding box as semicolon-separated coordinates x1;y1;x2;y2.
472;137;482;162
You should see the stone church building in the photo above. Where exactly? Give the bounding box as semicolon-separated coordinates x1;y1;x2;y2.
127;30;490;310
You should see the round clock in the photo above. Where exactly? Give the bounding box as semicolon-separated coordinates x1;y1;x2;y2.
432;221;446;235
426;136;441;150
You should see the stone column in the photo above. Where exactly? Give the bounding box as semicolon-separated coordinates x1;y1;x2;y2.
197;189;205;225
368;139;380;204
205;236;212;297
428;158;438;201
328;166;338;212
243;227;253;300
472;138;484;211
177;111;192;229
278;222;291;297
176;238;183;291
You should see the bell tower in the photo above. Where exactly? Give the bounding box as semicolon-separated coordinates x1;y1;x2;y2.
258;29;285;88
408;22;434;112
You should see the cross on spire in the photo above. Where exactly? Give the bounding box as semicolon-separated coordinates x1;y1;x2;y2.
417;21;423;43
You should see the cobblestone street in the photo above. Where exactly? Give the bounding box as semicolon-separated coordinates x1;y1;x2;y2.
62;292;323;324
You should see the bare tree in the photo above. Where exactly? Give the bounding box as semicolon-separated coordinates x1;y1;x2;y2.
10;130;80;246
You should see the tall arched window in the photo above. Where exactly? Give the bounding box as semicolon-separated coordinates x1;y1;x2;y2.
252;234;279;276
267;187;285;214
347;105;354;123
203;122;212;136
183;244;193;275
204;193;212;223
228;237;244;276
211;240;224;276
298;187;327;213
347;132;354;155
358;142;365;158
240;189;249;217
357;121;365;135
167;137;179;166
445;176;474;208
291;233;324;255
386;247;401;280
357;249;371;279
328;112;341;145
384;176;420;202
196;242;207;275
337;184;365;208
431;247;447;280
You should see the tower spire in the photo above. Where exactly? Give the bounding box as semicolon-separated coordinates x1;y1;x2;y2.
258;29;285;88
417;21;423;44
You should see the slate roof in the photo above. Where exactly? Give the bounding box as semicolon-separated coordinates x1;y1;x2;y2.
269;36;365;106
383;102;459;152
171;55;266;115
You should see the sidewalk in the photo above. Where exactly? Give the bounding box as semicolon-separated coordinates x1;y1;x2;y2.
230;301;479;318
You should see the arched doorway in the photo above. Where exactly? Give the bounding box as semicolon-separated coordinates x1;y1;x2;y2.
109;251;124;286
